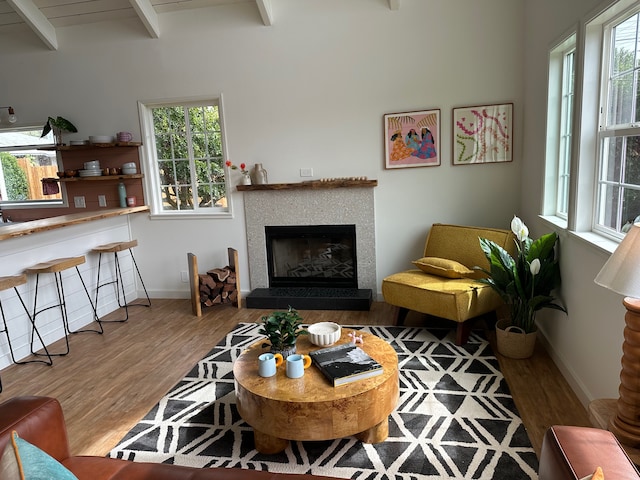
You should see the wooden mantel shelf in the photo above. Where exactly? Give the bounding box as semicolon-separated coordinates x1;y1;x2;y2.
237;179;377;191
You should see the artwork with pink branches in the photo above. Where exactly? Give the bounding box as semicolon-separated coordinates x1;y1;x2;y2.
452;103;513;165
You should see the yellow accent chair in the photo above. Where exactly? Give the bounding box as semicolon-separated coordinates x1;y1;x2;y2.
381;224;516;345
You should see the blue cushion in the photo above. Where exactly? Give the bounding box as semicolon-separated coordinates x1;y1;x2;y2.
0;431;77;480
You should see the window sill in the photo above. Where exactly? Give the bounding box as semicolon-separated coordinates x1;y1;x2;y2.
539;215;618;255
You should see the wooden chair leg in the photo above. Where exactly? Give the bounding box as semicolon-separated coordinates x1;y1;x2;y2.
395;307;410;326
455;320;472;346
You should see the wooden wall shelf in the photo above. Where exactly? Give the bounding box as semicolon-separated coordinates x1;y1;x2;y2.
56;174;143;182
237;179;377;191
40;142;142;151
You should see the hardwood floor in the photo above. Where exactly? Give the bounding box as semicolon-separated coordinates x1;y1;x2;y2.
0;299;590;458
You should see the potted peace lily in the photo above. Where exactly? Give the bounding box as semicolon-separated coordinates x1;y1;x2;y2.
476;216;566;358
258;306;308;358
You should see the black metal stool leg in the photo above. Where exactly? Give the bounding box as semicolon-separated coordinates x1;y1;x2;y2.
0;287;52;365
130;249;151;308
66;266;103;335
31;273;69;357
95;248;150;323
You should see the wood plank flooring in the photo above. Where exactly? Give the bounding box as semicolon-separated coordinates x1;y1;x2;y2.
0;299;590;459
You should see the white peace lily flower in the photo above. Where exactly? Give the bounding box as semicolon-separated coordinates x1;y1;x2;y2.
530;258;541;276
511;215;529;242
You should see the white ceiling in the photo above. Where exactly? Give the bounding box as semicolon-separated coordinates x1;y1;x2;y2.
0;0;401;50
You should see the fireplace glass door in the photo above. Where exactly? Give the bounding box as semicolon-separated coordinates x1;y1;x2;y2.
265;225;357;289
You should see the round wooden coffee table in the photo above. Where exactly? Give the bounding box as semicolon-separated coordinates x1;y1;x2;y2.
233;328;399;454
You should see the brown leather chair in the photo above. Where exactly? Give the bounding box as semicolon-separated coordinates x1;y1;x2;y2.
0;396;344;480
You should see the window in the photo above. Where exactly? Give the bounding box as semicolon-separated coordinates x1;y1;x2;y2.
596;8;640;236
544;33;576;221
139;97;231;216
558;49;575;218
0;127;60;205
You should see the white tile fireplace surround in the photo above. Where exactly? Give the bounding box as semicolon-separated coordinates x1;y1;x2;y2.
242;183;377;294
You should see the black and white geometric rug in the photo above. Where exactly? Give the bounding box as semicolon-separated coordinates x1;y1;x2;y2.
109;323;538;479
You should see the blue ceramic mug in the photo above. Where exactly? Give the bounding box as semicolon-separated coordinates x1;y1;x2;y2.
258;353;283;377
286;354;312;378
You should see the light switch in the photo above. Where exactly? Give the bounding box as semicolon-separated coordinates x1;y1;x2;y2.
74;196;86;208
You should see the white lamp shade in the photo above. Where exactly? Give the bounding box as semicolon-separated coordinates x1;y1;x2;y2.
595;224;640;297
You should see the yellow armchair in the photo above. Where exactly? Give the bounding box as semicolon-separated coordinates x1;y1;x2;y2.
381;224;515;345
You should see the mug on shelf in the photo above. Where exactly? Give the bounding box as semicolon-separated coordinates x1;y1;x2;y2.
286;354;312;378
258;352;283;378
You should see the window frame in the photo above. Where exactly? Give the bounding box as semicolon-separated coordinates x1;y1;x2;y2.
0;126;63;209
138;95;233;218
593;5;640;239
544;31;577;225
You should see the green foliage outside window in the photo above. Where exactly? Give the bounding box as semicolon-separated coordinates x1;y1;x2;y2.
0;152;28;201
151;104;226;211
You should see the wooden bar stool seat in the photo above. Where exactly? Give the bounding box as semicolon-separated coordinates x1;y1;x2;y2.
25;256;103;358
92;240;150;323
0;274;52;391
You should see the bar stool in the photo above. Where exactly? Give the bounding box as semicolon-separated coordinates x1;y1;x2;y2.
25;256;103;357
92;240;150;323
0;274;53;367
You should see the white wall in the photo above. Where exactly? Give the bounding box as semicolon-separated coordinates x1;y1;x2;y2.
522;0;625;404
0;0;524;300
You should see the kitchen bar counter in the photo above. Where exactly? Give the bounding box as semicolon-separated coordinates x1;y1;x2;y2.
0;206;149;241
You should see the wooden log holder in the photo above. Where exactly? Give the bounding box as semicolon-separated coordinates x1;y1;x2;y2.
188;248;241;317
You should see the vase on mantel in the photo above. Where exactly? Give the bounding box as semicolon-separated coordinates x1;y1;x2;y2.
241;174;252;185
252;163;268;185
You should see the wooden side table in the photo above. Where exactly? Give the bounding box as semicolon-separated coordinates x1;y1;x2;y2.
233;329;399;454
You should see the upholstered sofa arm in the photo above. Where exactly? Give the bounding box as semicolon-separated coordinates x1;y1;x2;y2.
0;395;72;463
539;425;640;479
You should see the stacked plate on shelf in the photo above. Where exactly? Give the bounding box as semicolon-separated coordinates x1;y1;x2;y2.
79;160;102;177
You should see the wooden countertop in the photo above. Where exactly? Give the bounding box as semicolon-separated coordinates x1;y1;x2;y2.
0;206;150;241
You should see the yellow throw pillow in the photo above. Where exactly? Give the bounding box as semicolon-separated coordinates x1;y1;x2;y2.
412;257;474;278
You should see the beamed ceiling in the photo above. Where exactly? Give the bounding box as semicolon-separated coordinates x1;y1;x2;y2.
0;0;401;50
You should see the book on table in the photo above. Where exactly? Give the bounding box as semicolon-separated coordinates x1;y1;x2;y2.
309;342;383;386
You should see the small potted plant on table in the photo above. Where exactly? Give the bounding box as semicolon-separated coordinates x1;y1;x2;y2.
259;306;308;358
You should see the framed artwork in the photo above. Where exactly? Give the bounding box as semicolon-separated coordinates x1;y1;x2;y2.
452;103;513;165
384;109;440;169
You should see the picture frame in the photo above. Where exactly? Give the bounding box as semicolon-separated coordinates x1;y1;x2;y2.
383;109;440;169
452;103;513;165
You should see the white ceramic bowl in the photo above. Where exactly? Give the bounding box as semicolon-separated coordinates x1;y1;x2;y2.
84;160;101;170
89;135;114;144
122;168;137;175
308;322;341;347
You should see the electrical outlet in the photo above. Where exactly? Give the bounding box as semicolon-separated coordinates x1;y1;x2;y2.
74;196;86;208
300;168;313;177
98;195;107;207
180;271;189;283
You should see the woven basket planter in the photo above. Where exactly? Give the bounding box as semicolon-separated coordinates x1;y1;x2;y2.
495;317;537;359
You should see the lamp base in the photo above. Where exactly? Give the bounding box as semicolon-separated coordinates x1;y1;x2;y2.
589;398;640;464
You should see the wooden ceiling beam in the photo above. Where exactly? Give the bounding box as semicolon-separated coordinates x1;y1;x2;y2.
255;0;273;26
129;0;160;38
6;0;58;50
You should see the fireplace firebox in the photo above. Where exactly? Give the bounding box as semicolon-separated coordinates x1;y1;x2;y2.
265;224;357;289
245;224;373;311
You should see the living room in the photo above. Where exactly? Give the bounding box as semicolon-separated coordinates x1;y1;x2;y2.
0;0;634;476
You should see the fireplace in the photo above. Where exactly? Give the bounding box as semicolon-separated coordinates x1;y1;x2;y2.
242;183;376;311
265;225;357;289
246;223;372;310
